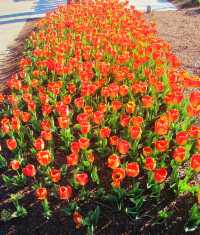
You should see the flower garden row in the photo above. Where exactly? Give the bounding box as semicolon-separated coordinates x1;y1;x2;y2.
0;0;199;232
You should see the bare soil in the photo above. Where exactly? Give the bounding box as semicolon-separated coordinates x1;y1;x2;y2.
146;5;200;75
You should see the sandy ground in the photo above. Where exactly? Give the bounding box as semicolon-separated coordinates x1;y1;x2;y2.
146;7;200;75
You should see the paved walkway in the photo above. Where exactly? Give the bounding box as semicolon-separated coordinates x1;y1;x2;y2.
0;0;67;66
129;0;176;11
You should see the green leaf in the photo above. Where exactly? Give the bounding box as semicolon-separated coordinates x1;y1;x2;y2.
91;166;100;184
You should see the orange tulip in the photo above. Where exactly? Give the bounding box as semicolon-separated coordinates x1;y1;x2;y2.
107;154;120;169
35;187;47;200
36;150;52;166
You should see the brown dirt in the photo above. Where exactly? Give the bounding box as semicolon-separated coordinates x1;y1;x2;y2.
146;7;200;76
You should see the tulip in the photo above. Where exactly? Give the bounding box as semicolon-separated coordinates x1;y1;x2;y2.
196;138;200;152
6;139;17;151
36;150;52;166
58;116;70;129
130;116;144;127
21;112;31;123
154;140;168;152
50;168;61;182
126;162;140;177
173;146;185;162
154;115;169;135
144;157;156;171
143;146;153;157
98;103;107;113
188;125;200;139
75;172;89;186
78;137;90;150
119;85;129;96
142;95;153;108
176;131;188;145
130;126;142;140
126;101;136;114
74;97;85;109
73;211;83;228
117;139;130;155
41;131;52;141
22;164;36;177
167;109;179;122
112;100;122;111
107;154;120;169
40;120;51;131
33;138;45;151
35;187;47;200
109;135;119;146
112;167;126;183
191;154;200;172
58;185;72;200
10;160;20;170
100;127;111;138
80;122;91;135
154;168;167;183
70;141;80;153
66;153;78;166
92;111;104;125
120;114;130;127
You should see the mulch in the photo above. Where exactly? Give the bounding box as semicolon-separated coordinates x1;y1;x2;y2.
146;3;200;75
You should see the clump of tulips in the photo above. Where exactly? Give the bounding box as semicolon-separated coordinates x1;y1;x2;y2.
0;0;199;232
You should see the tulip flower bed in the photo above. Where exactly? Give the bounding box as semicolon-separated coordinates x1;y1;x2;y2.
0;0;200;234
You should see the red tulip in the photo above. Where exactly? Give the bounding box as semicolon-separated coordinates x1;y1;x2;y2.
191;154;200;172
66;153;78;166
100;127;111;138
126;162;140;177
73;211;83;228
176;131;188;145
33;138;45;151
142;95;153;108
75;172;89;186
58;185;72;200
41;130;52;141
6;139;17;151
130;126;142;140
167;109;179;122
154;168;167;183
22;164;36;177
70;141;80;153
120;114;130;127
80;122;90;135
144;157;156;171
